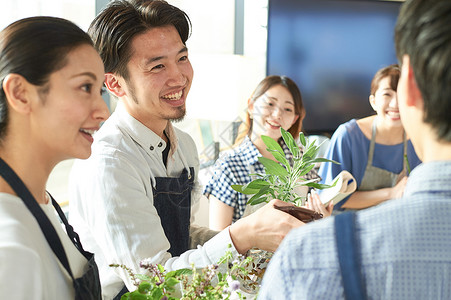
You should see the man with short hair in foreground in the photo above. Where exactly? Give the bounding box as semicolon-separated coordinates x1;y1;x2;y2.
259;0;451;298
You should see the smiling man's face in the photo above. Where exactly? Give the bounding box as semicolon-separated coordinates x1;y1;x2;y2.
118;25;193;130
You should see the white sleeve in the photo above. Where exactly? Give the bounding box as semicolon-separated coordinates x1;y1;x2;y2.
164;227;237;271
0;245;44;299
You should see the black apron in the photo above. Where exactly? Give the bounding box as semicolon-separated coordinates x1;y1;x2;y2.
114;167;194;300
0;158;101;300
335;211;366;300
153;167;194;257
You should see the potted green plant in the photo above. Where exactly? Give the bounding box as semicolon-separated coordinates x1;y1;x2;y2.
231;127;338;221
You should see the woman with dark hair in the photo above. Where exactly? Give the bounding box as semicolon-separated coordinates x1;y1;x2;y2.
204;75;329;230
318;64;421;211
0;17;109;299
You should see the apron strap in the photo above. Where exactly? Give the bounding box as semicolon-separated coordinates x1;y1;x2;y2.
366;118;378;166
0;157;76;281
49;193;91;260
335;211;367;300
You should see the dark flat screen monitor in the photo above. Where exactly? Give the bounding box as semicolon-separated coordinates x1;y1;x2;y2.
267;0;402;135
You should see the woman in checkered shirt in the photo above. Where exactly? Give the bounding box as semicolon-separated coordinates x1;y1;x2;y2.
204;75;331;230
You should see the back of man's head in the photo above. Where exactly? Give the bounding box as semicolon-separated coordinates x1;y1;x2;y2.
88;0;191;80
395;0;451;142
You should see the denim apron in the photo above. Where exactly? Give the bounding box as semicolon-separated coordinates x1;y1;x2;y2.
114;167;195;300
359;119;407;191
153;167;194;257
335;211;366;300
0;157;101;300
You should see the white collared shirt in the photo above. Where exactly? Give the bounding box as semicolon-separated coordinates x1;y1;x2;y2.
69;102;236;299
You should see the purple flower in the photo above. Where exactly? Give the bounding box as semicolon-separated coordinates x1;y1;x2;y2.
227;276;241;292
229;280;240;291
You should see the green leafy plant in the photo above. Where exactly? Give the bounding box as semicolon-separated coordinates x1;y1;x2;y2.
110;245;254;299
232;128;338;207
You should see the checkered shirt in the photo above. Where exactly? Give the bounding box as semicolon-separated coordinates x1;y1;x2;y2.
203;136;319;222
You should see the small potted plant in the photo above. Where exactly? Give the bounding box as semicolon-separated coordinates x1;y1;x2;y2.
226;128;339;293
231;127;338;221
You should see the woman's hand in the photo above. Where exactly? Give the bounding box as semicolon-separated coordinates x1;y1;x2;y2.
305;190;333;217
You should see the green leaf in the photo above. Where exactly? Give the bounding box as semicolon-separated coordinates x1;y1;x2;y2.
261;135;284;155
165;271;176;278
165;277;179;287
254;185;271;196
277;175;288;184
303;144;320;161
137;282;152;294
304;178;338;190
281;128;299;157
297;163;315;176
157;264;165;274
243;179;271;190
150;289;163;300
258;157;289;177
129;292;148;300
247;195;269;205
231;184;259;195
247;185;271;205
267;175;276;184
308;157;340;164
269;150;290;168
174;268;192;276
296;177;319;184
299;132;306;147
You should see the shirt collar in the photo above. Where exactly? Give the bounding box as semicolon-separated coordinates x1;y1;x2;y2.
404;161;451;196
113;102;178;155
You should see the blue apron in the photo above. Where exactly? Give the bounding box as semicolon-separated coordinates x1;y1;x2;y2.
114;167;194;300
0;157;101;300
335;211;367;300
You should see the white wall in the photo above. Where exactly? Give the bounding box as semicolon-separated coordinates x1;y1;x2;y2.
0;0;95;31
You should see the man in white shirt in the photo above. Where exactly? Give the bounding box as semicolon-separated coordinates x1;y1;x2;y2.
68;1;304;299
